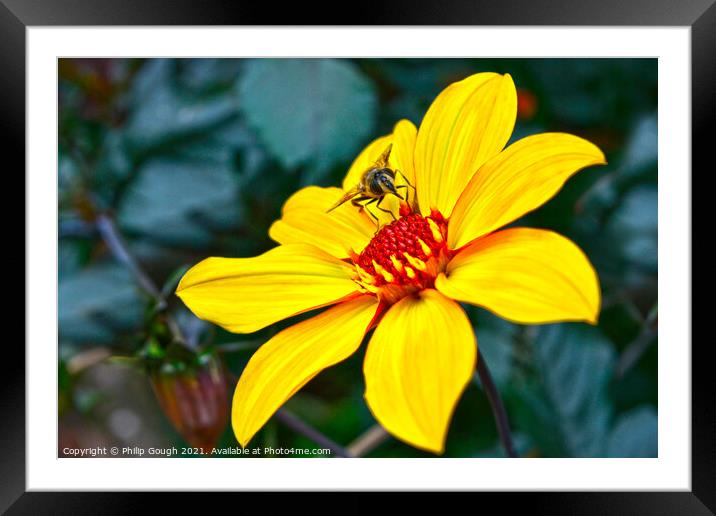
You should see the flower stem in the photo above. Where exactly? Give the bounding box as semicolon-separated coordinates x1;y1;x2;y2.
96;214;164;304
347;424;390;457
96;213;188;347
275;409;353;458
475;350;517;458
614;304;658;379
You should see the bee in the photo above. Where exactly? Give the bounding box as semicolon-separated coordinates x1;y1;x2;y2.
327;144;414;225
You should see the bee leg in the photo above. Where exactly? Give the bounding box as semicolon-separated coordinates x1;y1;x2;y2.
353;197;380;227
375;196;397;221
395;169;415;189
395;184;409;195
395;170;416;207
351;197;366;210
395;185;412;210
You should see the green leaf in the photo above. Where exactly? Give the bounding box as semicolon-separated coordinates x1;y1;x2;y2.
515;324;616;457
58;153;81;201
59;263;145;344
117;157;242;247
621;113;657;176
606;185;658;273
607;405;657;457
126;59;238;153
238;59;377;180
58;241;85;279
177;59;244;95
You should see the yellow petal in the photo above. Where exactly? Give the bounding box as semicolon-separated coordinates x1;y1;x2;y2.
363;289;476;454
269;186;375;258
436;228;600;325
341;120;418;224
449;133;607;249
414;72;517;218
176;243;360;333
232;295;379;447
391;119;417;187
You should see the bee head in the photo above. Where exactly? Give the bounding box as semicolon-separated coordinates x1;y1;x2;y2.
378;169;403;199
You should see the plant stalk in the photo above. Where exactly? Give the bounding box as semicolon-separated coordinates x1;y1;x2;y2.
275;409;353;458
476;350;518;458
347;424;390;457
95;214;187;346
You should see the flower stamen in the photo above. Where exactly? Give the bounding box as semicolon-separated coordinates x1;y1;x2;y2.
403;252;427;272
427;218;444;243
418;238;432;257
372;260;395;283
353;211;450;304
390;255;404;273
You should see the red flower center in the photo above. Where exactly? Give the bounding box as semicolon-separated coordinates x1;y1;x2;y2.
352;207;451;304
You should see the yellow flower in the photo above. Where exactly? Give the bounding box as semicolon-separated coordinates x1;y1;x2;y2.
176;72;605;454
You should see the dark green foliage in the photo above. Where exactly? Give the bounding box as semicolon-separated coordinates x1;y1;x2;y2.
511;324;616;458
239;59;378;183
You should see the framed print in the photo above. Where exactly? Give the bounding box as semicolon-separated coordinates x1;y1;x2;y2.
5;0;711;512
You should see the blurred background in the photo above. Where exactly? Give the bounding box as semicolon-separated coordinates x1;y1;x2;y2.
58;58;657;458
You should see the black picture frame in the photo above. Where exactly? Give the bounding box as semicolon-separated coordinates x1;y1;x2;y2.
5;0;709;513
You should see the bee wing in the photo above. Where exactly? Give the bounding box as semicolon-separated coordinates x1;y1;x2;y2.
374;143;393;168
326;187;362;213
